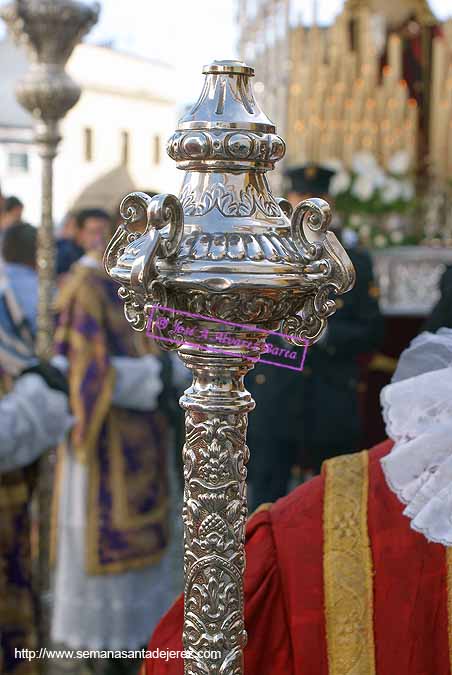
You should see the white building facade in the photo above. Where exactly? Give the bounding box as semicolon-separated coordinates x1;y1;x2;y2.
0;38;179;226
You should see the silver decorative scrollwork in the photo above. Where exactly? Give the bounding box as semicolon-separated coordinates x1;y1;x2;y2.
280;197;356;345
180;180;280;218
104;192;184;331
276;196;293;219
167;128;285;171
182;408;249;675
291;197;332;261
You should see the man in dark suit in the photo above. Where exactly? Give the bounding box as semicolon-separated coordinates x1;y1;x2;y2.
424;265;452;332
247;165;384;509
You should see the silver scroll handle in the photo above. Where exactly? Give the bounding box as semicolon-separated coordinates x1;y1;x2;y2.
103;191;184;331
290;197;332;262
104;191;184;286
280;196;355;345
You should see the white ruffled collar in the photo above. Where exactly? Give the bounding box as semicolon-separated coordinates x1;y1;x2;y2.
381;329;452;546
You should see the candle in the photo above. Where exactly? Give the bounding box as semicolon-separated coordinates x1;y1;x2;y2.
438;101;450;176
382;65;394;97
448;120;452;179
344;134;353;168
388;34;402;81
279;5;437;181
431;37;447;166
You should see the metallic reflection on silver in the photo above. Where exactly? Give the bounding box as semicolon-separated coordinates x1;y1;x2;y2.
104;60;354;675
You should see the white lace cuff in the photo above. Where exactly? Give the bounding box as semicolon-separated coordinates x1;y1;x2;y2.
0;374;73;473
111;355;163;411
53;354;164;412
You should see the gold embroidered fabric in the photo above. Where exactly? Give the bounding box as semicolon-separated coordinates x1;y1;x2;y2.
0;374;38;674
85;410;170;576
0;479;38;675
323;450;376;675
248;502;272;521
53;264;169;575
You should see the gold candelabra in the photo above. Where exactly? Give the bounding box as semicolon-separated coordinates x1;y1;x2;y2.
285;8;418;170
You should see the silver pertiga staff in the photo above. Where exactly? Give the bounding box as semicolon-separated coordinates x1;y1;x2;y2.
104;60;355;675
1;0;99;653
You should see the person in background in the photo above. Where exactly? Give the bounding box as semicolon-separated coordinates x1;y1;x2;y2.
247;164;384;509
0;185;5;226
1;196;24;232
51;208;180;674
0;364;71;675
0;224;71;675
56;210;84;276
0;223;38;334
58;210;78;240
0;185;5;271
423;264;452;333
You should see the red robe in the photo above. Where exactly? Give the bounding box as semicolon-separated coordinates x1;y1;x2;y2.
143;440;452;674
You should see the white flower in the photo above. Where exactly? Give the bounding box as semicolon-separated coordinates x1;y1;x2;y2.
330;170;351;196
323;158;344;173
390;231;404;243
373;234;388;248
401;180;415;201
385;214;401;230
352;151;378;175
369;167;386;189
351;174;375;201
350;214;363;227
387;150;411;176
381;177;402;203
360;224;371;238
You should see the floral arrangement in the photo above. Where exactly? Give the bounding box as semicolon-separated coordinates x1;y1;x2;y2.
328;151;418;248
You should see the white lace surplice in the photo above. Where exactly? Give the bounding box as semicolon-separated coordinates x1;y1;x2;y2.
381;328;452;546
51;453;182;650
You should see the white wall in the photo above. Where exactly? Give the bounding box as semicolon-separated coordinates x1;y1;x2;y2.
0;132;41;225
0;41;181;225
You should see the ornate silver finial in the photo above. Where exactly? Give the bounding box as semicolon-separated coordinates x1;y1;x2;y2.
168;59;284;172
104;60;355;675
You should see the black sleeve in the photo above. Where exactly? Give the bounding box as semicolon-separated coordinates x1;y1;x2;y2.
423;285;452;332
440;265;452;296
323;249;385;357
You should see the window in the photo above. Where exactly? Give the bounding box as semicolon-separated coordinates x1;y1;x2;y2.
153;135;161;165
84;127;93;162
8;152;29;172
121;131;129;166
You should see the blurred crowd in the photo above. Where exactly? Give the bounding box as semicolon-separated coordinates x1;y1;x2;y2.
2;167;452;675
0;187;189;675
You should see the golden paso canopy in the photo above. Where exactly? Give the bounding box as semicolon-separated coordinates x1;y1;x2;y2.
344;0;436;26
